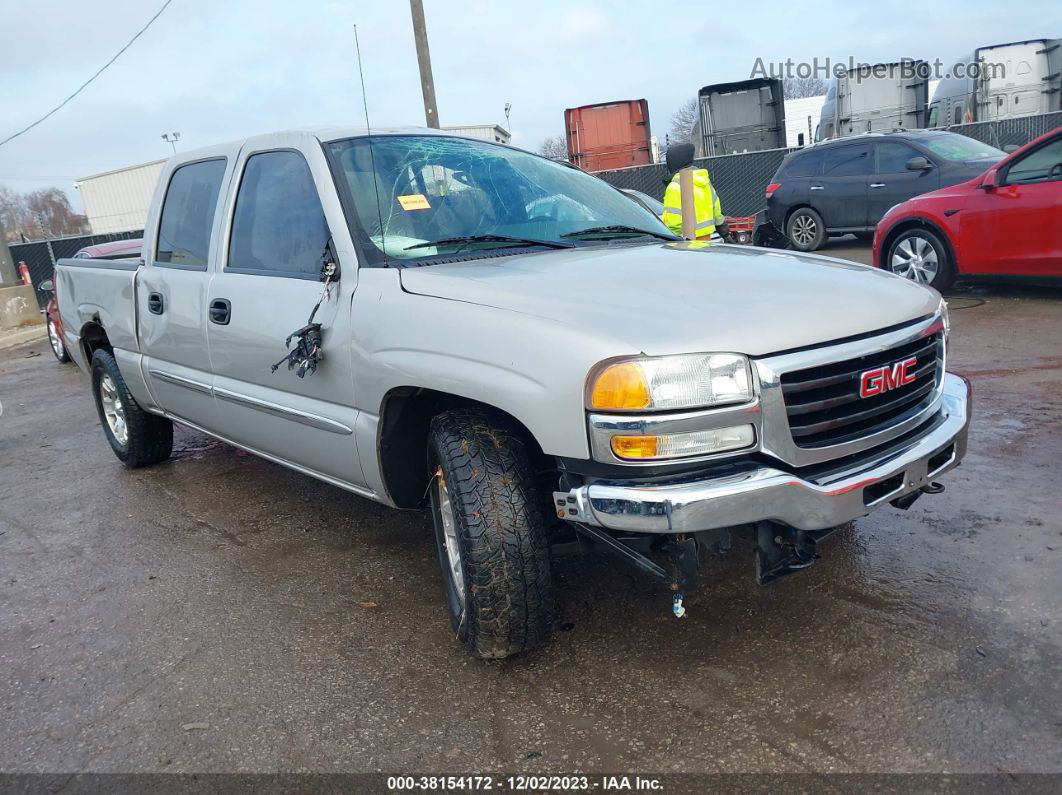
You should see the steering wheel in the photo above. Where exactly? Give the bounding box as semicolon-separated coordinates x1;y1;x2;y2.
1049;162;1062;178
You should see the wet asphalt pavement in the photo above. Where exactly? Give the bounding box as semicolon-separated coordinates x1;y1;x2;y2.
1;246;1061;775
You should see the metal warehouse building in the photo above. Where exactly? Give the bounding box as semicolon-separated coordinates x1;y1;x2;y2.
76;159;165;234
441;124;511;143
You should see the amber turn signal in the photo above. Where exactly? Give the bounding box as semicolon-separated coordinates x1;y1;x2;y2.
589;361;651;410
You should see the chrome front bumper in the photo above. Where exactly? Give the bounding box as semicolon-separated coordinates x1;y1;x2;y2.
554;373;971;535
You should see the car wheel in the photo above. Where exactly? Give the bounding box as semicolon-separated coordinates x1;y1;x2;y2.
887;228;955;291
428;407;554;659
47;317;70;363
91;349;173;467
786;207;826;251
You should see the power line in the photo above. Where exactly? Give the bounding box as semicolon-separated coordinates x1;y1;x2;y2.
0;0;175;149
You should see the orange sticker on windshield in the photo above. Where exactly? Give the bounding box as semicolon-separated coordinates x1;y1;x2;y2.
397;194;431;210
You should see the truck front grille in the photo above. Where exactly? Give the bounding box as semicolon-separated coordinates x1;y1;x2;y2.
780;332;943;448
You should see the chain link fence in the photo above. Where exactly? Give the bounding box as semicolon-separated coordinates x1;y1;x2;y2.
935;110;1062;150
10;230;143;309
594;111;1062;217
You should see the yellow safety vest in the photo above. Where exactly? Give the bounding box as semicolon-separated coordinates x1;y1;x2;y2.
661;168;725;238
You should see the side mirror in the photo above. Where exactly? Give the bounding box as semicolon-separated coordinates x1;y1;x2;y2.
906;156;932;171
1003;144;1020;154
979;169;1000;190
320;238;340;282
665;142;695;173
39;279;54;292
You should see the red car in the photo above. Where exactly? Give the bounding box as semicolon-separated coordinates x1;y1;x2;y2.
874;127;1062;291
42;238;143;363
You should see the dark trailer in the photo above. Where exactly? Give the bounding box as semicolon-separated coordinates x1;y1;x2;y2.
691;78;786;158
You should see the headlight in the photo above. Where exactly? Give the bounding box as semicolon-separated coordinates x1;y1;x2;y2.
588;353;753;412
938;297;950;339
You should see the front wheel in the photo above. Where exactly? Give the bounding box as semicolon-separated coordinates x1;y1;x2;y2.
47;317;70;363
887;228;955;292
91;349;173;467
428;408;554;659
786;207;826;251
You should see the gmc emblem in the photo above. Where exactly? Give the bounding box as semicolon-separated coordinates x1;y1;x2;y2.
860;357;917;398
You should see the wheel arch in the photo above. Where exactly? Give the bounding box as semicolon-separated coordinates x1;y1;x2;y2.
784;203;818;229
377;387;547;509
878;216;959;274
78;320;112;364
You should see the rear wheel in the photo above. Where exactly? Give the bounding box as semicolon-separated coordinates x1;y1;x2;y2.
786;207;826;251
427;408;554;659
887;228;955;292
47;317;70;363
91;349;173;467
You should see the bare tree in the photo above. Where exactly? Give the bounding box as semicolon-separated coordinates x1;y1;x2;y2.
783;77;828;99
537;135;569;161
26;188;88;238
0;184;87;241
669;97;698;144
0;185;34;241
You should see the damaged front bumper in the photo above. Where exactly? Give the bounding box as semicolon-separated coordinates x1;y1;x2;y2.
555;373;971;535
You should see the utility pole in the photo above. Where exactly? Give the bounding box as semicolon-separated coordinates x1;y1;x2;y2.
0;217;17;286
409;0;440;128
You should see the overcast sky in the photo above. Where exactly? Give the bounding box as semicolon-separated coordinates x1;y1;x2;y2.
1;0;1059;210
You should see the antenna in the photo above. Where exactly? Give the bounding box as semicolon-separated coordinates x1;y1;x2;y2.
354;24;386;261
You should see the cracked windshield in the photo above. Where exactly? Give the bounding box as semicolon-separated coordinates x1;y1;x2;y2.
326;134;674;263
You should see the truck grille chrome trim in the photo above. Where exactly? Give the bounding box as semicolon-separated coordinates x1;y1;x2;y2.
781;332;944;447
754;313;947;468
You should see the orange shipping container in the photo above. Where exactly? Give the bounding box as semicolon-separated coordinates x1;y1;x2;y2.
564;99;652;172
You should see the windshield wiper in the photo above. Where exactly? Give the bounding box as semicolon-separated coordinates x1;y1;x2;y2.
561;225;678;241
404;234;574;251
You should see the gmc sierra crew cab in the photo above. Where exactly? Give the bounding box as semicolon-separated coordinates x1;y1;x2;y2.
56;127;971;658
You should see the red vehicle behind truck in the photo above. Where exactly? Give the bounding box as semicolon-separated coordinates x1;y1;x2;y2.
873;126;1062;290
564;99;652;172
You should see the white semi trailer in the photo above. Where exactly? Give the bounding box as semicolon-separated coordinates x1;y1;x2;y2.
928;39;1061;127
817;59;930;140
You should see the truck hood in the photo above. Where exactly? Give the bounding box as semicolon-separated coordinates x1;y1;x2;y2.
398;243;940;357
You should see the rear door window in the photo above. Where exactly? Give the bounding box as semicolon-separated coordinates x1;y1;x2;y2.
783;149;824;177
821;145;870;177
227;151;331;278
156;159;227;268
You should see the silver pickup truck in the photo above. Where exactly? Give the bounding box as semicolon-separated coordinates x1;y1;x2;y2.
57;127;971;658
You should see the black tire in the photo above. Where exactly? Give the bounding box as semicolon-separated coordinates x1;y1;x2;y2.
47;316;70;363
427;408;553;659
886;228;955;292
90;349;173;468
786;207;826;251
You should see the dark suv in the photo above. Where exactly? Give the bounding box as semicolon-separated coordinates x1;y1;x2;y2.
765;130;1004;251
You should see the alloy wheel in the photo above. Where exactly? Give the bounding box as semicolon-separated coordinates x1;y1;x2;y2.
792;214;817;246
48;319;64;359
435;466;466;607
891;235;940;284
99;374;129;446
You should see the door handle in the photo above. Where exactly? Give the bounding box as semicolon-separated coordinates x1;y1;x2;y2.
147;292;164;315
870;182;886;188
810;185;824;190
209;298;231;325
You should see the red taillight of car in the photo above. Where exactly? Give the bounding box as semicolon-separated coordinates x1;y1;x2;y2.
765;183;781;199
